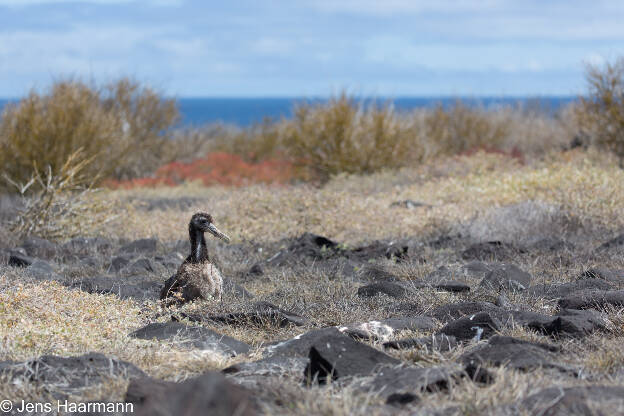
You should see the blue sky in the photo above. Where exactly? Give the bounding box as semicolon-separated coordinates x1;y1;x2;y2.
0;0;623;97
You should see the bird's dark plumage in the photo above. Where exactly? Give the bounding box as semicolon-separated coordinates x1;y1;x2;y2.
160;212;230;303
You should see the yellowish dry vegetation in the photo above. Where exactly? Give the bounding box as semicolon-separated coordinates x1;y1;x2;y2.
0;276;236;382
1;149;624;414
108;150;624;245
576;57;624;164
2;59;624;414
0;78;178;188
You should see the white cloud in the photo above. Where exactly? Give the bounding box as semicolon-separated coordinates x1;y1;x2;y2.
0;25;158;79
0;0;130;4
308;0;624;41
1;0;622;96
251;37;294;55
362;35;612;73
583;53;606;67
0;0;181;5
309;0;505;15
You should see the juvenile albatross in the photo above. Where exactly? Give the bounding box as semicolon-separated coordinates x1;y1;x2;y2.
160;212;230;303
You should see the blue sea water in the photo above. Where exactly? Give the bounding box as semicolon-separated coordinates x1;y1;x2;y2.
0;96;577;127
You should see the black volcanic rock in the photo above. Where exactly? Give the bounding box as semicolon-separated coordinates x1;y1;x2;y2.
459;336;573;373
427;302;502;323
462;261;493;278
8;251;34;267
266;233;338;267
337;316;436;341
201;301;306;327
414;266;471;292
108;254;133;273
578;268;624;283
61;237;112;258
130;322;250;357
352;365;459;403
598;233;624;251
384;334;458;352
357;281;408;298
262;233;410;270
505;385;624;416
0;353;145;398
348;240;409;262
21;236;58;259
72;275;161;300
526;279;614;298
123;258;155;275
358;264;400;281
439;312;501;341
224;328;400;387
527;309;607;338
26;260;59;280
479;263;532;291
118;238;158;254
558;289;624;310
461;241;524;261
126;372;258;416
528;237;574;252
303;330;401;384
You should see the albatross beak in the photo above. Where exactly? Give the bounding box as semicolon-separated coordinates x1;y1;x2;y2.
207;223;231;243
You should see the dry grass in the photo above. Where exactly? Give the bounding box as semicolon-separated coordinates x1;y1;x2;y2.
0;275;236;381
1;149;624;414
4;150;121;240
106;150;624;245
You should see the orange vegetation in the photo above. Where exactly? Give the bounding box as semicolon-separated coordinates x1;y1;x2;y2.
104;152;295;189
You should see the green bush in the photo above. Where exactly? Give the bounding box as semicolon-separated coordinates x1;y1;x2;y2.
0;78;178;190
576;57;624;165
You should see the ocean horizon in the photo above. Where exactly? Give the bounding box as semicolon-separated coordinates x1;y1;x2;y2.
0;96;578;127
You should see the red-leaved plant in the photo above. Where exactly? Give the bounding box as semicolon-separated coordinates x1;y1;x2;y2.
104;152;295;189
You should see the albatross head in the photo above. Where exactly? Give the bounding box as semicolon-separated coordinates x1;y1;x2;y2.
190;212;231;243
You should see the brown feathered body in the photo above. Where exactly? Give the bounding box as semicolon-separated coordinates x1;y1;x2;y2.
160;212;229;304
173;261;223;301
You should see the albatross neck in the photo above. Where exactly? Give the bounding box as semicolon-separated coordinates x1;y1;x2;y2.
189;228;209;263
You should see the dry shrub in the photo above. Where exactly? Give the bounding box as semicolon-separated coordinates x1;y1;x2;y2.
502;103;577;157
213;119;286;163
0;78;178;189
4;150;117;240
281;94;419;181
166;124;233;163
120;91;571;186
166;94;536;184
576;57;624;165
101;78;179;178
423;102;510;158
